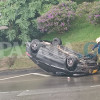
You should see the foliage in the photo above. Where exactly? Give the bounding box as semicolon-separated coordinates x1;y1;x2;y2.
73;0;95;4
76;1;100;25
39;0;70;15
37;1;77;34
0;0;61;43
76;2;92;17
88;1;100;24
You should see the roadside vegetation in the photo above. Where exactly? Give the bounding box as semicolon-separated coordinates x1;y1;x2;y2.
0;0;100;70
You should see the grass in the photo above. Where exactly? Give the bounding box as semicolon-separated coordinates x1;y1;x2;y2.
0;45;26;58
11;57;38;70
42;18;100;44
0;56;38;71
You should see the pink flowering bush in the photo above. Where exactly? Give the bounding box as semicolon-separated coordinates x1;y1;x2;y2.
88;1;100;24
37;1;77;33
76;1;100;25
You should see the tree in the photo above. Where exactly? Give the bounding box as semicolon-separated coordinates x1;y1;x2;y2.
0;0;61;43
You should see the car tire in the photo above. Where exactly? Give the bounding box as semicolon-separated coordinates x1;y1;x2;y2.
30;39;40;52
52;38;62;46
66;56;78;71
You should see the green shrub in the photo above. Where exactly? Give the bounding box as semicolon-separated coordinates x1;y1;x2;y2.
37;1;77;34
88;1;100;24
76;2;92;17
76;1;100;25
73;0;95;4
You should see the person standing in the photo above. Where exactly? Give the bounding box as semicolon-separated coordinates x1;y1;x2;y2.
92;37;100;65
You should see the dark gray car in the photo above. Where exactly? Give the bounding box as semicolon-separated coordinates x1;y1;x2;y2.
26;38;99;76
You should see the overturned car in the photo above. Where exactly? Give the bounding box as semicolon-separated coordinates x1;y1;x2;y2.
26;38;99;76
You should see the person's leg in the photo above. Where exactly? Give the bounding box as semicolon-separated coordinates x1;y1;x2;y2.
97;54;100;65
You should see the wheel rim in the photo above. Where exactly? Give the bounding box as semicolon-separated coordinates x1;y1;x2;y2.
31;43;38;51
67;58;74;67
31;39;40;51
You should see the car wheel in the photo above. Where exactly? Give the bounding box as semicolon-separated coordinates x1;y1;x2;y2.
30;39;40;52
66;56;78;71
52;38;62;46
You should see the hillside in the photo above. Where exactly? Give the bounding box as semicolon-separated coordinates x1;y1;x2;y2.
42;18;100;44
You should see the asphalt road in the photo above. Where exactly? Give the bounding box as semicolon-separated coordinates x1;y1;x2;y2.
0;68;100;100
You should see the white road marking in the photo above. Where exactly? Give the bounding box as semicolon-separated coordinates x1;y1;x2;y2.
32;73;50;77
0;73;50;81
0;91;20;94
90;85;100;88
0;92;9;94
